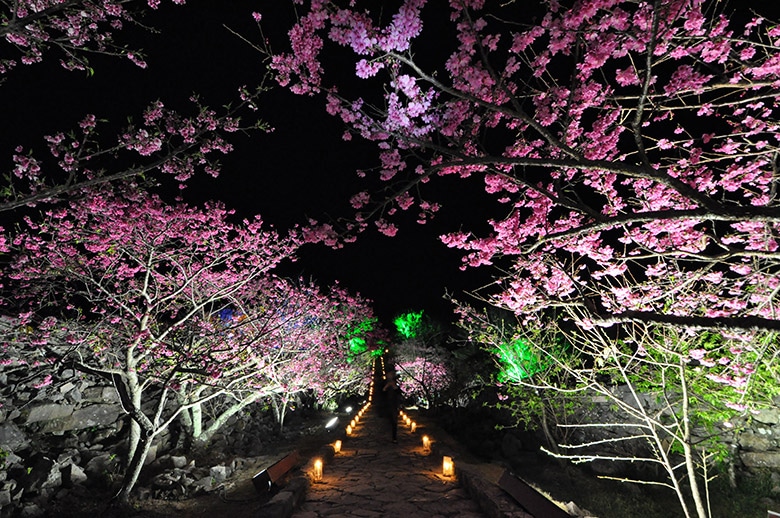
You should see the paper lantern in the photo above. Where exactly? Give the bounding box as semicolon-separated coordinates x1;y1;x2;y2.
334;440;342;454
442;456;454;477
422;435;431;453
410;421;417;433
346;425;353;436
314;459;323;482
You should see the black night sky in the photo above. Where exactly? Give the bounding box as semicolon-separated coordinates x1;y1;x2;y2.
0;0;497;327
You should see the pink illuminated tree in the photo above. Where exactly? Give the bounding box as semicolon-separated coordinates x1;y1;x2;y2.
396;354;450;408
269;2;780;515
5;185;300;501
270;0;780;333
0;0;267;243
0;0;187;75
2;95;263;213
199;278;376;435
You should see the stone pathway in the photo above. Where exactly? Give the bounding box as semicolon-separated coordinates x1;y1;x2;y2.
291;407;488;518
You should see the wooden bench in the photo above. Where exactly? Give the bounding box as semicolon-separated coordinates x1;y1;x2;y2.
498;470;571;518
252;450;301;494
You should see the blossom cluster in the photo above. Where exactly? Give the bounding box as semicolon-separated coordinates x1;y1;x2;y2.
1;0;187;73
3;94;255;211
271;0;780;335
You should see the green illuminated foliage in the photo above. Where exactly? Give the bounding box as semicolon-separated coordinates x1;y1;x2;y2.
345;317;376;356
348;336;367;354
394;310;424;339
495;338;547;382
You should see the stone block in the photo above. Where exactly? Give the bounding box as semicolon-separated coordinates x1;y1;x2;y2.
101;387;120;403
84;453;119;477
0;423;30;451
192;476;217;493
144;444;158;466
65;388;82;404
754;408;780;425
41;404;121;433
25;404;74;424
740;430;775;451
81;387;104;402
741;451;780;468
71;404;121;428
209;465;230;484
59;382;76;394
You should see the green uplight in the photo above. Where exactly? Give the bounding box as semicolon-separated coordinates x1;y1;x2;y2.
394;310;424;339
495;338;546;382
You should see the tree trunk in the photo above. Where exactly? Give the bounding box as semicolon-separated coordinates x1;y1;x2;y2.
115;431;153;503
539;397;561;455
271;397;289;433
127;419;141;468
192;401;203;439
176;404;194;452
194;392;263;447
679;362;709;518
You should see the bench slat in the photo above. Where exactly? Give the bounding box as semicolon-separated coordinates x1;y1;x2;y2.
252;450;300;494
267;451;300;482
498;470;571;518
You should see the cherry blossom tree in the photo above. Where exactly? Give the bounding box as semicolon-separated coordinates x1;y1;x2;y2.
269;0;780;334
4;185;300;501
157;276;375;444
2;94;263;213
459;305;779;518
390;310;451;407
268;3;780;515
212;278;376;434
0;0;187;76
0;0;269;251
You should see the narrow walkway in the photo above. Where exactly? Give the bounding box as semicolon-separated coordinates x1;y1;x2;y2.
291;408;488;518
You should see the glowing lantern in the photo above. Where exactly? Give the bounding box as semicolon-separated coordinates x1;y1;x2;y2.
314;459;323;482
350;419;356;428
334;440;342;454
442;456;454;477
422;435;431;452
411;422;417;433
346;425;353;436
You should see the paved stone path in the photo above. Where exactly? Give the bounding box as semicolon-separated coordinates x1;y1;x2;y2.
291;407;489;518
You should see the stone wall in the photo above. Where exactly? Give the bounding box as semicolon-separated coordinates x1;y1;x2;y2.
568;385;780;475
0;367;127;516
0;365;286;516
